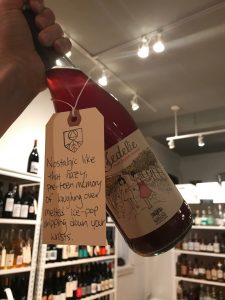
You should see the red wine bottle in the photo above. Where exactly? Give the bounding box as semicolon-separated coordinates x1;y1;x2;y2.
46;67;192;256
24;9;192;257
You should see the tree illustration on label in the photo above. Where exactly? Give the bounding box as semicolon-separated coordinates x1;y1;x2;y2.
63;128;83;153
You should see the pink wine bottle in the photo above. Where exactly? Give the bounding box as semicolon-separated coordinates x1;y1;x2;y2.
24;9;192;256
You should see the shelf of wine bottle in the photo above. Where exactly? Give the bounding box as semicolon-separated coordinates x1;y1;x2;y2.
45;255;116;269
0;168;41;183
176;276;225;287
0;266;31;275
82;289;115;300
192;225;225;230
174;249;225;258
0;218;36;225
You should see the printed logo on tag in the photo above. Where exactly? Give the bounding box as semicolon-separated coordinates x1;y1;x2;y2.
63;128;83;153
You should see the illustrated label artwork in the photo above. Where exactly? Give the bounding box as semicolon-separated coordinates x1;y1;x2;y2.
105;129;183;239
43;108;106;245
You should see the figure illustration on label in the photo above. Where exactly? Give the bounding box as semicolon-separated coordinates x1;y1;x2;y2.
130;171;153;209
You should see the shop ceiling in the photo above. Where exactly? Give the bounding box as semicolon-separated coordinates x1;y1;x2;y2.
46;0;225;156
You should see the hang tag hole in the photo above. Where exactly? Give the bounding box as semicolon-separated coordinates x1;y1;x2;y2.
68;110;81;127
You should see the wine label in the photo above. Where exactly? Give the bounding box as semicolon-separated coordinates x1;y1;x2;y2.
76;287;82;298
1;248;6;267
5;198;14;212
50;250;57;260
43;109;106;245
105;129;184;239
20;205;29;218
66;282;74;297
16;255;23;266
109;278;114;289
30;161;39;173
22;245;31;264
91;283;97;294
4;288;14;300
12;204;21;218
218;270;223;278
29;205;35;214
5;254;14;267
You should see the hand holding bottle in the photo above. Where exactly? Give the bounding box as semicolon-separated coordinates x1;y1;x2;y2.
0;0;72;137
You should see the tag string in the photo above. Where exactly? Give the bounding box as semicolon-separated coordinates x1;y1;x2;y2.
52;66;96;117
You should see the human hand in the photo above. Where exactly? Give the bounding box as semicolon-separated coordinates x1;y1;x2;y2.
0;0;71;97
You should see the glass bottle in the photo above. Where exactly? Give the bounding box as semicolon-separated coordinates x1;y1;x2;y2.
207;206;215;225
213;235;220;253
199;261;206;279
201;210;208;226
194;233;200;251
23;8;193;257
217;261;224;282
3;184;17;219
27;139;39;174
216;204;224;226
211;262;218;281
194;209;201;225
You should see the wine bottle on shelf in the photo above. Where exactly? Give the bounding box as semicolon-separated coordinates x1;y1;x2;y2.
3;184;17;219
65;268;74;300
0;229;6;270
53;270;62;300
27;139;39;174
28;190;36;220
5;228;15;269
20;188;29;219
213;235;220;253
12;188;21;219
14;229;25;268
24;8;192;257
23;229;32;266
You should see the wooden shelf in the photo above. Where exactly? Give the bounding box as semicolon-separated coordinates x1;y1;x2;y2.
0;267;31;275
45;255;116;269
176;276;225;287
0;219;36;225
174;249;225;258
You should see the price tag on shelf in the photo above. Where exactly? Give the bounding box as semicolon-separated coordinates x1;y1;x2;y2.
43;108;106;245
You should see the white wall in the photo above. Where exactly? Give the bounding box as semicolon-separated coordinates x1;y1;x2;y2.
180;151;225;182
0;90;54;176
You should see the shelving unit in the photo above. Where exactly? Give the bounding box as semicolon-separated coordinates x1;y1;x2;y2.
0;168;43;300
34;224;118;300
44;255;116;269
172;206;225;298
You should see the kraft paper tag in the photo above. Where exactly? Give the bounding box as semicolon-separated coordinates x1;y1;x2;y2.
43;108;106;245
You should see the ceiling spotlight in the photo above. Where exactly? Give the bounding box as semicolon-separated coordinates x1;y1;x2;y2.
131;96;139;111
137;37;150;59
198;135;205;147
65;51;72;58
153;33;165;53
98;70;108;87
56;59;63;66
168;139;175;149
